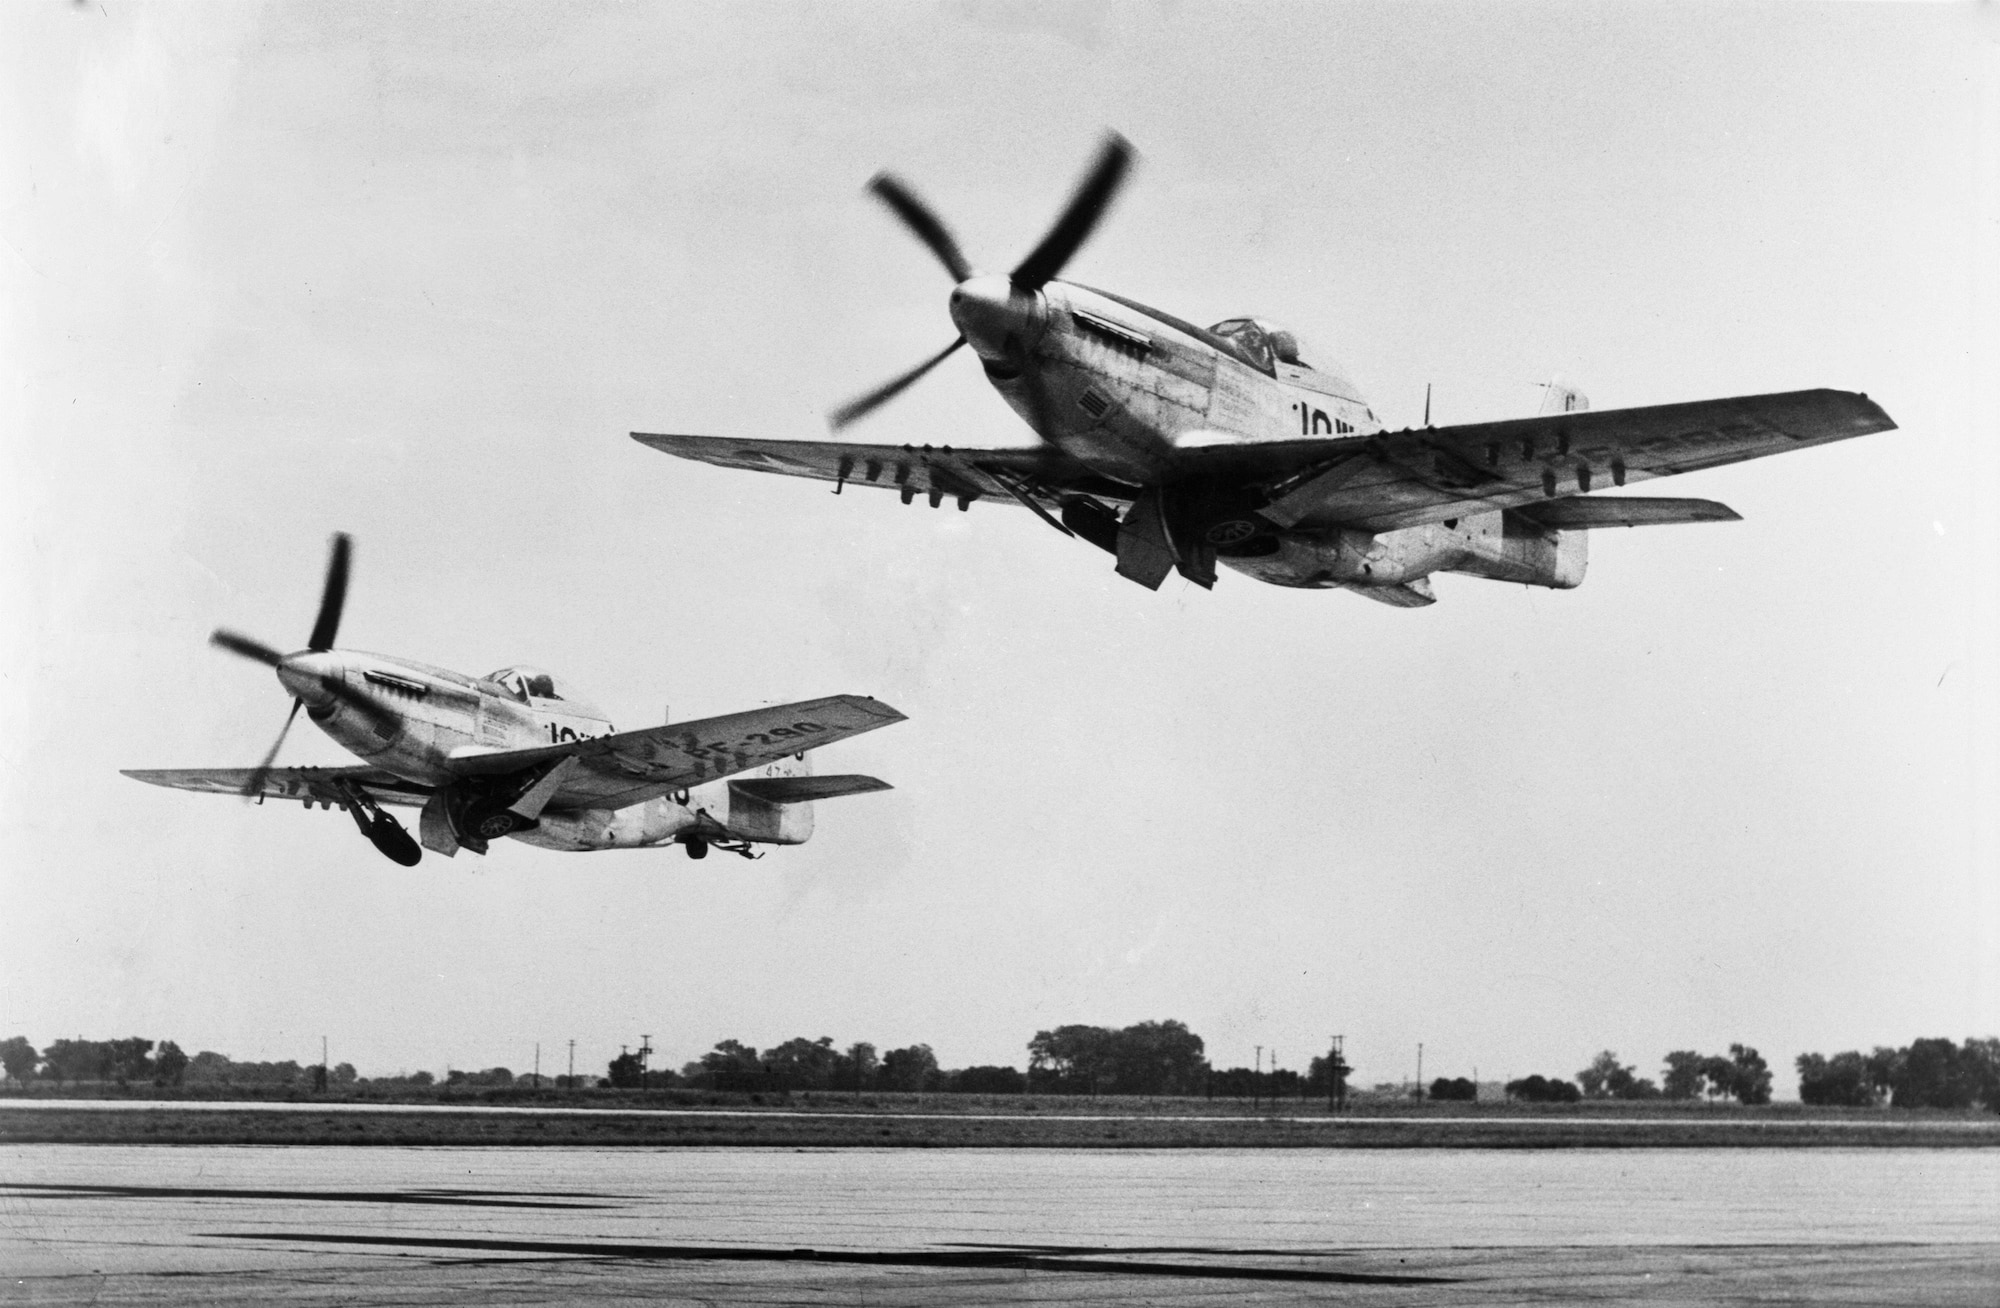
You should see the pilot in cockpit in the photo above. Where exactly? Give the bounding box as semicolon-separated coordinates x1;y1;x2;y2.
1208;317;1307;371
488;666;564;702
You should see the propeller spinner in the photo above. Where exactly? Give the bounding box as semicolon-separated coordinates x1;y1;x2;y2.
829;132;1134;431
209;532;397;796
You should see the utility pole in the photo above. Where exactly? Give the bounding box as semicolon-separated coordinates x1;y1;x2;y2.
534;1042;541;1089
1327;1035;1347;1113
567;1039;575;1089
639;1034;653;1089
1254;1045;1262;1110
1416;1042;1424;1100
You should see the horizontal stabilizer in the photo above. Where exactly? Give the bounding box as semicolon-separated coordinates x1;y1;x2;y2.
728;774;893;805
1520;497;1741;529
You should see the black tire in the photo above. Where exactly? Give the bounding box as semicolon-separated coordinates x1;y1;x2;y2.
684;838;708;860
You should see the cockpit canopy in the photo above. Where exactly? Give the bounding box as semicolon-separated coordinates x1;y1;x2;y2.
486;665;567;702
1208;317;1311;371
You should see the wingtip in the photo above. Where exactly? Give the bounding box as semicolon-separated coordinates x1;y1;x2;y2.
1851;391;1897;433
857;695;908;724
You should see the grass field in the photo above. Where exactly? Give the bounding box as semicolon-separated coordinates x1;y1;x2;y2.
4;1092;1995;1148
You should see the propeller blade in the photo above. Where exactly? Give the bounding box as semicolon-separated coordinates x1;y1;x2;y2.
868;174;975;284
1010;132;1133;292
306;532;352;652
210;629;286;667
828;336;966;430
240;698;304;798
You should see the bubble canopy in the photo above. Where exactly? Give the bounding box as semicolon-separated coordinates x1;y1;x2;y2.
485;665;569;702
1207;317;1314;371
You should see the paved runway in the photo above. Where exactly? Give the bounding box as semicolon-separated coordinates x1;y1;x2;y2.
4;1144;1996;1305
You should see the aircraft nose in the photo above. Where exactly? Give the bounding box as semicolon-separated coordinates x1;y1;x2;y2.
948;274;1045;361
275;651;342;707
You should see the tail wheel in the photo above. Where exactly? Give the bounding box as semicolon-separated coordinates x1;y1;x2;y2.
684;838;709;860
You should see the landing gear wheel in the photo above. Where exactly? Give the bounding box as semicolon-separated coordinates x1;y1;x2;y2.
684;838;708;860
1206;518;1259;547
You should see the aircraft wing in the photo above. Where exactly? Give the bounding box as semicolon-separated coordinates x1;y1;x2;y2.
1253;389;1893;533
445;694;906;812
122;766;431;807
630;432;1128;510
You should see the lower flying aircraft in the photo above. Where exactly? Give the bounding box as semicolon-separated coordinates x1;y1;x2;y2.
635;134;1895;607
124;535;905;865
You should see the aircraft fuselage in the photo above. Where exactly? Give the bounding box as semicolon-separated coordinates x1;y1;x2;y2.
946;277;1583;597
279;650;811;852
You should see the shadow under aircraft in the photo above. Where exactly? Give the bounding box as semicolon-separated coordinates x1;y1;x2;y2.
636;133;1894;607
125;535;903;864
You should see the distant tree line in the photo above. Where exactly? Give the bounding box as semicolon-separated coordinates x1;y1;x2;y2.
587;1036;1019;1095
8;1030;1996;1112
0;1035;447;1092
1027;1021;1206;1095
1;1037;193;1088
1497;1045;1777;1105
1795;1038;2000;1110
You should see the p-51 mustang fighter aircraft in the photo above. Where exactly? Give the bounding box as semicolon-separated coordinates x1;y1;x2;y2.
124;535;904;865
636;135;1894;607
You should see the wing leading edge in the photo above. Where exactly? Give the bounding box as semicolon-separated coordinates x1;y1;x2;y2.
631;431;1120;509
1254;389;1892;533
122;766;430;807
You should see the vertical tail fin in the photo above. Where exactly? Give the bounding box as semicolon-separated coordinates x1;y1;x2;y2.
1539;380;1590;415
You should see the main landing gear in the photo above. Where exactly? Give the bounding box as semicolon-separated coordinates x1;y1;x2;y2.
680;836;761;861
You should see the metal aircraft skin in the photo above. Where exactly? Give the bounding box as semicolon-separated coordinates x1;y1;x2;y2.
124;536;904;866
634;135;1895;607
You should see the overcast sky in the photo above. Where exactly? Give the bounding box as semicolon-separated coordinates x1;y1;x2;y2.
4;2;1994;1093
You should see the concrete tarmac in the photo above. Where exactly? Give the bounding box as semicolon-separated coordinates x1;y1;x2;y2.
4;1144;1996;1305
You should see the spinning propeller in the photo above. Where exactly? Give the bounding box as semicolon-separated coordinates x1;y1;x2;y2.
209;533;397;797
829;132;1134;431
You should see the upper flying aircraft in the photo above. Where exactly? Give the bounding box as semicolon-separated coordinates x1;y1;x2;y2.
635;134;1895;607
124;535;905;865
